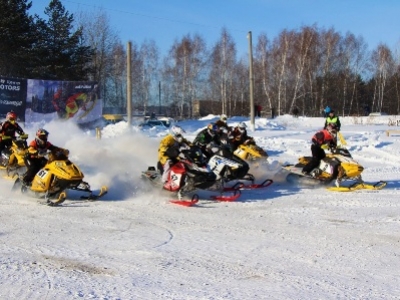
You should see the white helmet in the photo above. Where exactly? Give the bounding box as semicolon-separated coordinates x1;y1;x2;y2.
237;122;247;133
220;114;228;122
170;125;185;142
326;124;337;138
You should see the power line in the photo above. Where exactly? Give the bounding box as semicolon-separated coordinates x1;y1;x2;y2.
64;0;248;33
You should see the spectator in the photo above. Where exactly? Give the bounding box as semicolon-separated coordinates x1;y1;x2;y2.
292;107;299;118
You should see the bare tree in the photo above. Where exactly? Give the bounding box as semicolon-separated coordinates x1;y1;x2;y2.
270;30;291;116
76;9;121;106
317;28;341;109
371;44;394;112
134;40;159;115
255;33;272;112
162;34;207;118
209;28;237;115
287;25;317;114
339;33;369;115
108;43;126;108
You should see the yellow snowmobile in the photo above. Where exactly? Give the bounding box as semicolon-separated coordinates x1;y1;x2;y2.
233;143;268;163
12;151;108;206
0;134;29;179
283;147;386;191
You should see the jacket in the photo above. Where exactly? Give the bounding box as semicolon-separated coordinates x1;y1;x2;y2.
312;129;336;148
324;115;341;131
0;121;25;140
230;128;253;150
158;134;191;165
26;140;64;159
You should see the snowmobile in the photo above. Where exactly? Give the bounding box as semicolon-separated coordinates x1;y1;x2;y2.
207;142;251;182
203;138;274;191
12;150;108;206
0;134;29;179
141;146;241;206
283;147;386;191
233;142;269;163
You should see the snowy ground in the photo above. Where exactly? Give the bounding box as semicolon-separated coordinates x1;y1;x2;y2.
1;114;400;299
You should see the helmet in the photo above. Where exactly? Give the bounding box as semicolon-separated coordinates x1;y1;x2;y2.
207;123;219;136
237;122;247;133
326;124;337;137
35;128;49;147
325;107;331;113
170;125;185;142
220;114;228;122
6;111;17;124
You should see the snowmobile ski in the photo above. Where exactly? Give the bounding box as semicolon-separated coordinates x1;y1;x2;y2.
170;194;200;207
223;179;273;191
327;181;387;192
210;189;241;201
169;190;241;206
80;186;108;200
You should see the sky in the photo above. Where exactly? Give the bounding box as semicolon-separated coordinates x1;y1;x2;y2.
29;0;400;57
1;113;400;299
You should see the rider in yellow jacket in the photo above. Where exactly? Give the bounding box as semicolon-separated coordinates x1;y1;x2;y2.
158;125;192;183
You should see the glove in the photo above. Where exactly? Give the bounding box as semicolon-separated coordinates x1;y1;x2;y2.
179;144;190;151
211;147;219;153
165;159;174;167
244;139;253;145
38;149;47;157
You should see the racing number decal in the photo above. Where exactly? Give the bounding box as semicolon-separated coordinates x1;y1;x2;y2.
37;169;48;179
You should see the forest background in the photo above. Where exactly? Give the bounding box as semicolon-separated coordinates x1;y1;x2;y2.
1;0;400;119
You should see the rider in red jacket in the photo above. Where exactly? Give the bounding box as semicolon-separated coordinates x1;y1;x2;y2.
302;124;338;176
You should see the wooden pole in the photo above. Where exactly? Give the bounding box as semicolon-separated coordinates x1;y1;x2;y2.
127;41;132;126
247;31;255;131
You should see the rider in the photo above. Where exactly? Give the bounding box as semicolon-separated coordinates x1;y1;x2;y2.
158;125;192;184
0;111;26;164
22;128;69;186
230;122;254;151
302;124;338;177
192;123;223;159
215;114;231;133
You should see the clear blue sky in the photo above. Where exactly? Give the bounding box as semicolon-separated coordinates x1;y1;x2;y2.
31;0;400;57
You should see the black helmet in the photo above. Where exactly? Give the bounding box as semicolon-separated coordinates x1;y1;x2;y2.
35;128;49;147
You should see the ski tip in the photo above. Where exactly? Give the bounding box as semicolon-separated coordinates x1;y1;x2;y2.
170;194;200;207
170;199;199;207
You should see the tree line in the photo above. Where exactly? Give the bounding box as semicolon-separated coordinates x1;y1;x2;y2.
1;0;400;118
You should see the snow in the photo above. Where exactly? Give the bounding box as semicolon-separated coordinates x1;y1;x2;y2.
1;114;400;299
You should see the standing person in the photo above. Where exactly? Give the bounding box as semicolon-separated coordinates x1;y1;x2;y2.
22;128;69;186
0;111;26;164
302;124;338;177
324;109;341;131
158;125;192;183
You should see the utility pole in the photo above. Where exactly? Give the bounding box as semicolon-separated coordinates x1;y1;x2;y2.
247;31;255;131
159;81;161;115
126;41;132;126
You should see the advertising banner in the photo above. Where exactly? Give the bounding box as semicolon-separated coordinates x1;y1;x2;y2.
25;80;102;125
0;77;27;121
